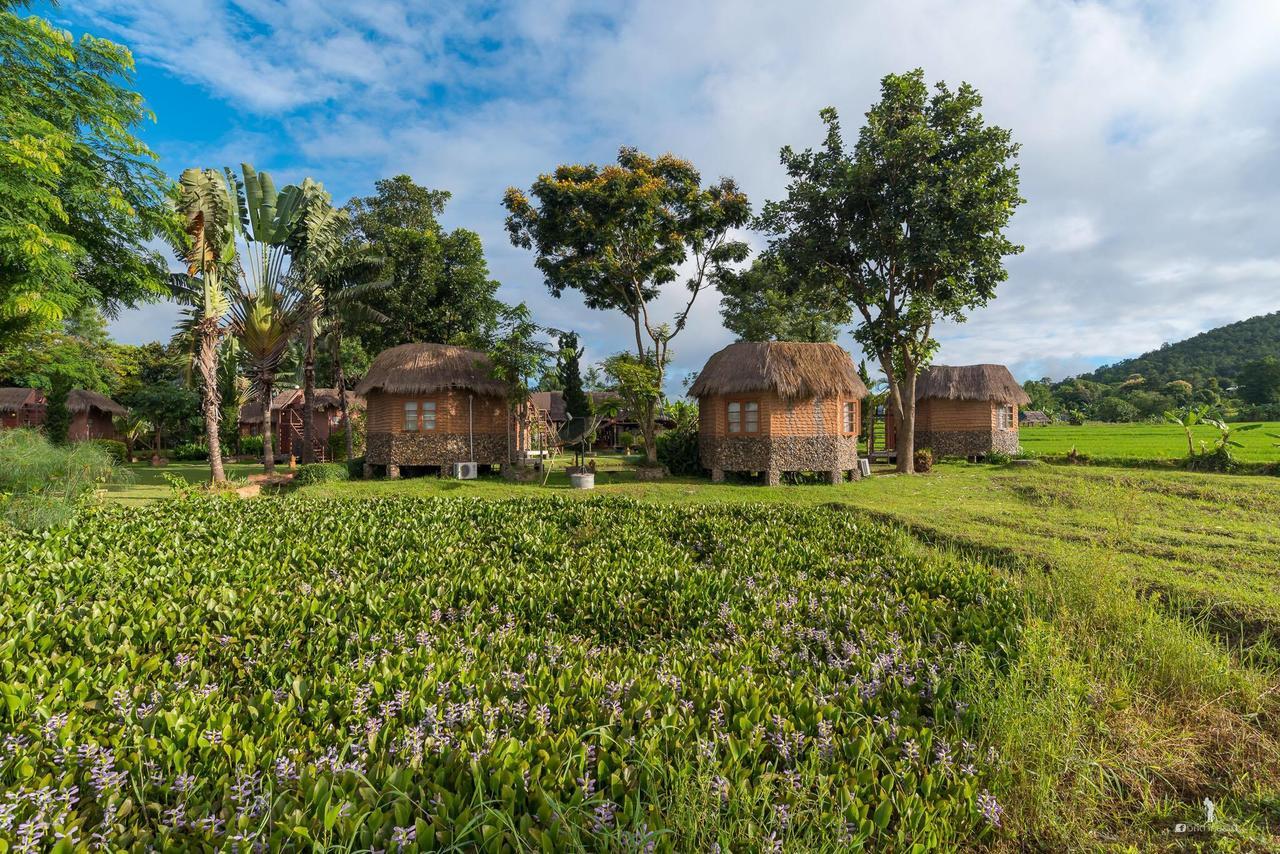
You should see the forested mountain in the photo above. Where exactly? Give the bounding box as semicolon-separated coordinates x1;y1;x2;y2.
1082;311;1280;387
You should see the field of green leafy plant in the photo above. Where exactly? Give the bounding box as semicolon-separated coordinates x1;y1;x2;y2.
0;497;1019;851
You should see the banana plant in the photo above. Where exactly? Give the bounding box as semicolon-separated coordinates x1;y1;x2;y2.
1162;404;1212;457
226;164;309;474
166;167;240;483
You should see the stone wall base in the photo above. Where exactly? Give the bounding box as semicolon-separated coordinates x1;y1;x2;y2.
700;435;860;481
366;432;508;469
915;429;1019;458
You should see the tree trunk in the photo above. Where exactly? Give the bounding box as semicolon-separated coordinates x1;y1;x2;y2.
641;398;658;465
895;372;918;474
197;327;227;483
332;325;354;461
260;369;276;474
302;324;316;463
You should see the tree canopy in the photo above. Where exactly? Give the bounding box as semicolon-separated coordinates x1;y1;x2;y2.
761;70;1023;470
0;0;170;340
717;252;850;342
348;175;504;353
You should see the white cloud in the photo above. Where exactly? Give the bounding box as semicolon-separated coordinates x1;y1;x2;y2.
75;0;1280;385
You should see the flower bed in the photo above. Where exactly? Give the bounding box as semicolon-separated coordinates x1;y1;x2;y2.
0;497;1017;850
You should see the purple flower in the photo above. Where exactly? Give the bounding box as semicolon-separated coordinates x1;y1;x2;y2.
977;790;1004;828
391;824;416;850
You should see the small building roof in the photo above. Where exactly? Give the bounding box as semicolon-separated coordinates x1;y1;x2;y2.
1020;409;1051;425
0;387;43;414
915;364;1031;405
66;389;127;416
689;341;867;401
238;388;363;424
355;343;506;398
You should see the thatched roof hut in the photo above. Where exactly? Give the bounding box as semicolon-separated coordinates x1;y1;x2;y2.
355;343;505;397
914;364;1031;405
0;387;42;414
689;341;868;401
65;389;127;417
691;341;867;485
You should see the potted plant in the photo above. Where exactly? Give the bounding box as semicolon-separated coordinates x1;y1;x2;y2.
569;459;596;489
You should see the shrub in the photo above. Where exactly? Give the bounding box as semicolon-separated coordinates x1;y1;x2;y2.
346;456;366;479
88;439;128;464
171;442;209;461
986;449;1012;465
293;462;350;485
0;429;119;530
655;418;702;476
914;447;934;472
616;430;637;450
239;435;264;456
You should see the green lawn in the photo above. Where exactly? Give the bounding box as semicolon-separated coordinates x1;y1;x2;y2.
104;461;261;506
1018;420;1280;463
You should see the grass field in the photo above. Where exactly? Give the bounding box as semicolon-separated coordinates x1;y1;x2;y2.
1018;420;1280;463
104;461;262;506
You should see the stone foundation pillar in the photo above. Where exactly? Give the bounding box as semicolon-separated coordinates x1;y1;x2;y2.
826;469;842;485
363;462;373;480
711;467;725;483
765;470;780;487
387;464;400;479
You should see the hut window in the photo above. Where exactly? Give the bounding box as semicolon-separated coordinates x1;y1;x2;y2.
997;404;1014;429
421;401;437;430
843;401;857;433
728;400;758;433
403;401;419;431
404;400;437;431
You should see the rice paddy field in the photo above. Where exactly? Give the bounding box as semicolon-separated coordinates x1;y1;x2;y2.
1017;421;1280;463
4;462;1279;850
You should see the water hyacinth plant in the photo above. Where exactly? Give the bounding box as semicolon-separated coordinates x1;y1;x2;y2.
0;498;1018;850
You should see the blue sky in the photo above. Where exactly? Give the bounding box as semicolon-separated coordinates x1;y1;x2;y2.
39;0;1280;386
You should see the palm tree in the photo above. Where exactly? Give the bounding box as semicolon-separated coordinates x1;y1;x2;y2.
226;164;306;475
312;226;388;460
287;179;347;462
166;168;239;483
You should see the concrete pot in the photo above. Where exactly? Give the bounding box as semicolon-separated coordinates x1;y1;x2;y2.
568;471;596;490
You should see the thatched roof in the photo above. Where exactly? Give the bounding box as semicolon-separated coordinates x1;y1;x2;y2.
689;342;867;401
67;389;127;416
1020;410;1051;426
915;364;1031;405
0;387;42;413
355;343;506;397
238;388;363;424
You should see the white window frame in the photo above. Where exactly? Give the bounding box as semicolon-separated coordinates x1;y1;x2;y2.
727;401;741;434
997;404;1014;429
403;400;419;432
843;401;857;434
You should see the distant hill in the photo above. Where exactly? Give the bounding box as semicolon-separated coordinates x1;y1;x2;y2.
1082;311;1280;386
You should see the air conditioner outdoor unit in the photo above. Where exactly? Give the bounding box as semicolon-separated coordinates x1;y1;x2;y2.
451;461;478;480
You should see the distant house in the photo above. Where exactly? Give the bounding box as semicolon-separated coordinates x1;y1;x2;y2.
66;390;127;441
1020;409;1052;427
689;341;867;485
355;343;517;478
885;364;1031;458
1;387;124;440
528;389;672;450
0;387;46;430
238;388;363;460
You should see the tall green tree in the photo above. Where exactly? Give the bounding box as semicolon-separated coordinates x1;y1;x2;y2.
762;71;1023;472
0;0;169;339
504;147;750;465
717;251;850;342
288;179;347;462
1237;357;1280;405
167;168;240;483
487;304;552;465
556;332;591;442
348;175;503;352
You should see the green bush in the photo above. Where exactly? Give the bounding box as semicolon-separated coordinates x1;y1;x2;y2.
293;462;350;485
656;422;702;476
171;442;210;461
0;428;119;529
239;435;264;456
616;430;637;450
88;438;128;464
985;449;1012;465
346;456;366;479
